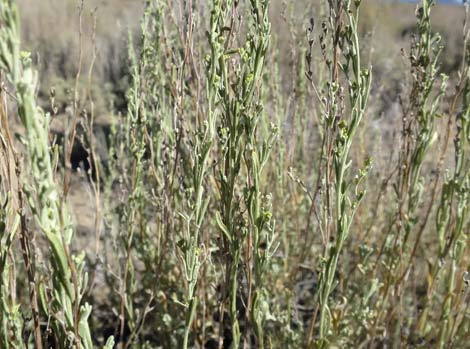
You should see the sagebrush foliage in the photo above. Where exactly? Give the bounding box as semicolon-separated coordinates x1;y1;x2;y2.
1;0;470;348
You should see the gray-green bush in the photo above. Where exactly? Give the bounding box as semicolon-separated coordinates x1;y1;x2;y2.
1;0;470;348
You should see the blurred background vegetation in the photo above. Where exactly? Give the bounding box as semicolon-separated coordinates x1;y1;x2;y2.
17;0;464;117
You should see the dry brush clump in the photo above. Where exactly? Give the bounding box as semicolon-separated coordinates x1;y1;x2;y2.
1;0;470;348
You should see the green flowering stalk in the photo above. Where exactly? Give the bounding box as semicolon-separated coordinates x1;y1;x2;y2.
207;0;275;347
179;0;219;346
419;40;470;345
311;0;372;347
435;53;470;349
242;4;278;348
0;1;114;348
371;0;447;341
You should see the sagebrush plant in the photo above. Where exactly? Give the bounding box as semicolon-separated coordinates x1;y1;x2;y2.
206;1;277;347
2;0;470;348
418;5;470;345
210;1;277;348
0;186;22;348
303;0;372;347
106;1;184;346
367;0;447;340
432;17;470;348
366;1;468;345
0;1;113;348
1;58;42;349
0;86;21;348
